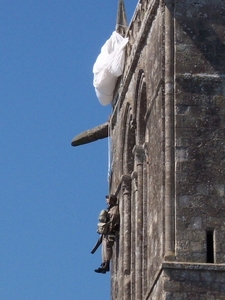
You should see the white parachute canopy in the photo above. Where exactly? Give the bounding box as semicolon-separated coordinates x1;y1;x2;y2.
93;31;128;106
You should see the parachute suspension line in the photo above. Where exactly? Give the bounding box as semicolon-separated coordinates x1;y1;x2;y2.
107;120;111;184
106;77;125;194
107;79;124;194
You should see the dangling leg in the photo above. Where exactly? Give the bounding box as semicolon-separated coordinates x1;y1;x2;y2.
94;235;112;274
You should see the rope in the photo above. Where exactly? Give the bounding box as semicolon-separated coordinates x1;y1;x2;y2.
107;80;124;196
107;123;111;183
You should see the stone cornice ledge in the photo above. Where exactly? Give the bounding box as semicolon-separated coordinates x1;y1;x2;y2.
144;262;225;299
162;261;225;271
114;174;131;197
176;73;225;82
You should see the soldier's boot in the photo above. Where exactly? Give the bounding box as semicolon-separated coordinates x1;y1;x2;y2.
104;261;110;272
94;261;110;274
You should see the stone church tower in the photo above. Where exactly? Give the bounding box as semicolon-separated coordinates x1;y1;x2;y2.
72;0;225;299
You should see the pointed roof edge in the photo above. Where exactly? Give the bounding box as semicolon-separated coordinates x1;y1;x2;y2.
116;0;127;36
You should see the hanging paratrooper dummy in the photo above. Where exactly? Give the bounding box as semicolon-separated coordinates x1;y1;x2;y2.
94;194;120;274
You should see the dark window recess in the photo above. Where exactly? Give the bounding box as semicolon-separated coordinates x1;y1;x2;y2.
206;230;214;263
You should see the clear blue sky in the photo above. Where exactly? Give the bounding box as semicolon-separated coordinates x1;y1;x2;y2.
0;1;137;299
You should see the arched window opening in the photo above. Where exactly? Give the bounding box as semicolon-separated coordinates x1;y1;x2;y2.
124;110;135;175
134;69;147;145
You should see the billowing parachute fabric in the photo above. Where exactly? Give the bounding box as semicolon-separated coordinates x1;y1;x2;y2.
93;31;128;106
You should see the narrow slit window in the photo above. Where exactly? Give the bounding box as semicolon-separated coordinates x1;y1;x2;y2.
206;230;214;263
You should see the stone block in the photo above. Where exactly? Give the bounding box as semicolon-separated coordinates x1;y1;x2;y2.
190;217;202;230
164;279;181;292
200;271;215;282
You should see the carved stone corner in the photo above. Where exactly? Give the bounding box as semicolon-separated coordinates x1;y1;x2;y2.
122;174;131;195
131;171;137;180
114;175;131;198
164;251;176;262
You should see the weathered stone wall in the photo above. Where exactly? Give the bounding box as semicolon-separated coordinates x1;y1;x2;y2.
149;263;225;300
109;0;225;299
143;4;164;292
174;0;225;263
145;265;225;300
110;1;165;298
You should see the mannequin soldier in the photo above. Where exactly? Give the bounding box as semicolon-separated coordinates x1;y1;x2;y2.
94;194;120;274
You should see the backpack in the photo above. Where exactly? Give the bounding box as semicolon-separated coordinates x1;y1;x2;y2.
97;209;110;234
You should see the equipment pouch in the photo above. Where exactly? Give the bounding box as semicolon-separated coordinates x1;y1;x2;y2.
97;222;109;234
98;210;109;223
